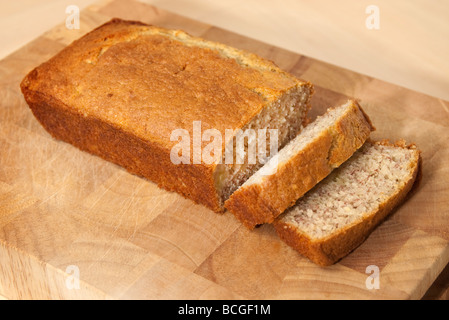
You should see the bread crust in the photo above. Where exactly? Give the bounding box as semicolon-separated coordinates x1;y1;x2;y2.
20;18;312;212
21;88;223;211
225;100;374;228
273;141;421;266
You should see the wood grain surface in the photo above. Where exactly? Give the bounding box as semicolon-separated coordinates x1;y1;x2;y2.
0;0;448;300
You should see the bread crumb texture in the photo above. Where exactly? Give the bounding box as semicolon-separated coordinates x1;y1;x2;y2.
280;142;420;239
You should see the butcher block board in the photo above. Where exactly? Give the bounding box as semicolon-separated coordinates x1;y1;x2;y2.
1;0;449;300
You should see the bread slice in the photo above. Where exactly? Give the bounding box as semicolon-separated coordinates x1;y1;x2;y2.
20;18;313;212
224;100;374;228
274;140;421;266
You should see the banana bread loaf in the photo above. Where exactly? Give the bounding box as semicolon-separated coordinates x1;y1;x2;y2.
20;18;313;212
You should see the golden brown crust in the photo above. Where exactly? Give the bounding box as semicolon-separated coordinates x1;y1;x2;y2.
273;141;422;266
225;100;374;228
20;18;311;212
21;18;308;148
21;88;223;212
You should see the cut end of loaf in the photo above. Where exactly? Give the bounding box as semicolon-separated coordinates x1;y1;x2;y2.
215;83;313;207
275;140;421;265
245;99;373;183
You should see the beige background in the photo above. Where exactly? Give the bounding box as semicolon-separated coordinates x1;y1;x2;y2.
1;0;448;102
0;0;448;300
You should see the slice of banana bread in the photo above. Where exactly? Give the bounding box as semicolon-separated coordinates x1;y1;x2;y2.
225;100;374;228
274;140;421;266
20;18;313;212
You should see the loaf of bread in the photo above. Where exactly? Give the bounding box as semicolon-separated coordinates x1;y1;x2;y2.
225;100;374;229
20;18;313;212
274;140;421;266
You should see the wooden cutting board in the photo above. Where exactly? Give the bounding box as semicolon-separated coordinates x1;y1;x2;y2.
1;0;448;300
